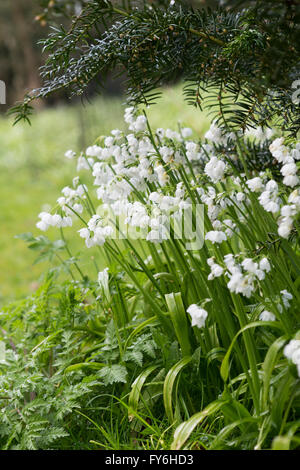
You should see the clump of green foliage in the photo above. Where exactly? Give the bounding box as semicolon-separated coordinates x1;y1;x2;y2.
0;273;169;450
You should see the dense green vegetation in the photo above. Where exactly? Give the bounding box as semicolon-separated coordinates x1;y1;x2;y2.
1;105;300;450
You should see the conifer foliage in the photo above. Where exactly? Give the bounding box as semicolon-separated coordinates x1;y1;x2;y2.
13;0;300;134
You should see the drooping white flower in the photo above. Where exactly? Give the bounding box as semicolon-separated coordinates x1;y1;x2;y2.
269;137;289;163
156;128;165;139
204;156;226;182
88;215;101;231
223;219;236;237
266;180;278;192
236;192;246;202
204;121;225;144
259;310;276;321
36;219;49;231
160;146;174;164
291;144;300;161
207;258;224;280
281;290;293;308
288;189;300;207
187;304;208;329
205;230;227;244
65;149;75;159
259;258;271;272
154;164;169;186
125;109;147;132
258;180;280;213
78;227;89;240
284;339;300;360
241;258;258;273
86;145;103;158
281;205;297;218
104;136;114;148
277;214;293;238
246;177;264;192
124;107;135;126
245;126;274;142
77;155;94;171
181;127;193;138
165;129;181;141
283;175;299;188
281;162;297;176
284;339;300;377
175;182;185;199
224;253;236;272
185;141;200;161
111;129;122;140
277;200;299;238
280;161;299;187
133;115;147;132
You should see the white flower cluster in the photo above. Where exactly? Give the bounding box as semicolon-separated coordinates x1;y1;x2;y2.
198;186;232;224
277;190;300;238
245;126;274;142
36;107;298;312
36;212;72;231
224;254;271;298
257;290;293;321
78;215;114;248
268;139;300;238
284;339;300;377
156;126;193;143
185;141;209;163
258;180;280;214
124;107;147;133
57;182;86;216
204;121;236;145
243;138;300;239
36;179;87;231
66;113;199;245
207;257;224;280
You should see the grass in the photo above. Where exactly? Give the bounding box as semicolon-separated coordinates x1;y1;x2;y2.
0;87;210;303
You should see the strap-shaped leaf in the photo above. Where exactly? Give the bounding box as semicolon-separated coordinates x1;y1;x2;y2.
165;292;192;357
128;365;159;421
261;335;288;410
163;356;192;423
171;400;229;450
220;321;282;382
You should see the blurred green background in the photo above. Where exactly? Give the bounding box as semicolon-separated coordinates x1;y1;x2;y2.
0;87;210;304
